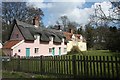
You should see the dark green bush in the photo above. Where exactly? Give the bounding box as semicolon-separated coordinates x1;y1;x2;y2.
67;46;83;55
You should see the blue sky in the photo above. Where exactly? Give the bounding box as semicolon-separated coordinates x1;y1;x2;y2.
42;2;95;26
33;1;112;27
3;0;117;27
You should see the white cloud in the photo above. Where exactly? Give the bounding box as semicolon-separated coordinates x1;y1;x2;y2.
51;0;85;2
66;7;94;25
26;2;52;8
42;2;87;26
26;0;114;27
27;0;44;2
92;1;112;16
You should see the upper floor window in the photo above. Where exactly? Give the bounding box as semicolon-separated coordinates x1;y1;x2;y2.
16;34;19;38
34;35;40;39
35;48;39;54
34;35;37;39
50;36;53;41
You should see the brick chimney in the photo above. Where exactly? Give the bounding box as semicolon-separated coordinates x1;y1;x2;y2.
33;16;40;28
69;29;73;34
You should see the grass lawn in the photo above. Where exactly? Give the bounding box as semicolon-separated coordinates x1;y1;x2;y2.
2;70;32;78
2;50;120;79
69;50;120;57
2;70;57;78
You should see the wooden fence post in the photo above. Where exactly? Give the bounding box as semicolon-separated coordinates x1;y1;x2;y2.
72;55;77;78
17;56;20;71
115;57;119;79
40;56;43;75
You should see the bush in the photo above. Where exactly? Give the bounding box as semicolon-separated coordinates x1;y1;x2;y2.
67;46;83;55
0;49;6;56
92;43;107;50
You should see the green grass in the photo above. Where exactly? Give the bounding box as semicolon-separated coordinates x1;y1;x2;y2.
68;50;120;57
2;70;57;78
2;70;32;78
2;50;120;78
0;49;6;56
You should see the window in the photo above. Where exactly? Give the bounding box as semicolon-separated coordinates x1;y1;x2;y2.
49;48;52;53
18;49;21;52
35;48;39;54
34;35;37;39
80;45;82;48
59;47;61;55
34;35;39;39
52;47;55;56
50;36;53;41
16;34;19;38
64;48;67;53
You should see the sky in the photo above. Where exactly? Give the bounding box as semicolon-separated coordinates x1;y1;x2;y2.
2;0;119;27
25;0;115;27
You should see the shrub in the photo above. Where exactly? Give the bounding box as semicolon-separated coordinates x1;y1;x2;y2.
0;49;6;56
67;46;83;55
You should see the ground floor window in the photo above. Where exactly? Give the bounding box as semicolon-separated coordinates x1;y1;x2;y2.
18;49;21;52
59;47;61;55
49;48;52;53
35;48;39;54
49;47;55;56
64;48;67;53
52;47;55;56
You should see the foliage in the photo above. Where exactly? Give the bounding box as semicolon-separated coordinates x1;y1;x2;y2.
82;50;120;57
0;49;7;56
2;2;44;43
2;71;32;78
67;21;78;33
55;16;78;32
2;24;13;43
106;27;120;52
84;24;120;52
2;71;57;78
67;50;120;57
67;46;83;55
77;26;83;35
92;43;106;50
2;2;44;25
85;25;95;49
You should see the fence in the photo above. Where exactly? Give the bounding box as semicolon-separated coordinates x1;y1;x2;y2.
2;55;120;79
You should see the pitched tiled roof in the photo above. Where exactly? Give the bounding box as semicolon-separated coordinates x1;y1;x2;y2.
63;32;73;40
3;40;21;49
14;19;66;43
63;32;83;41
18;25;35;40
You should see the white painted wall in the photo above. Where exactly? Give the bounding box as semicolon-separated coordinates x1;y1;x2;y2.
0;43;2;49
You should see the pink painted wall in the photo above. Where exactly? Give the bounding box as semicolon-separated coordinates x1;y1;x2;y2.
7;25;67;57
12;36;67;57
10;25;24;40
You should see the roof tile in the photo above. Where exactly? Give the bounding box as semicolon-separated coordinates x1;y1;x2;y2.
3;40;21;49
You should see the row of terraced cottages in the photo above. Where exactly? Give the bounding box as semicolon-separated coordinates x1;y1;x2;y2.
2;17;87;57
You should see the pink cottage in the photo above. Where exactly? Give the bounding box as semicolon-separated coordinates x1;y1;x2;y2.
3;17;67;57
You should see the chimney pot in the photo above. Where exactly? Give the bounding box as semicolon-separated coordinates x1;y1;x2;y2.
69;29;73;34
33;16;40;28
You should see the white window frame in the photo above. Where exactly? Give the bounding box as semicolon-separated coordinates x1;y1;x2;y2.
35;48;39;54
18;49;21;52
49;48;52;54
64;48;67;53
16;34;19;38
